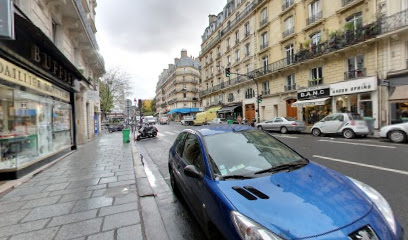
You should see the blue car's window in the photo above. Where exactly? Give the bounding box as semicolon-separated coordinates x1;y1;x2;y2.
182;134;204;173
204;130;303;176
174;132;188;156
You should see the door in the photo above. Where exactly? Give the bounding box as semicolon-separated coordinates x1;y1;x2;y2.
273;117;284;130
286;99;298;119
180;134;206;224
263;118;275;130
245;104;255;122
172;132;188;195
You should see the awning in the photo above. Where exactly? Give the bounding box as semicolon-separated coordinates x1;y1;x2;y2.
205;106;221;113
292;97;331;107
389;85;408;101
217;105;239;113
167;108;200;114
387;74;408;87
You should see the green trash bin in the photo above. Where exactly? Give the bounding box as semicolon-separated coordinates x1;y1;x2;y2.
363;117;375;134
227;119;234;124
122;129;130;143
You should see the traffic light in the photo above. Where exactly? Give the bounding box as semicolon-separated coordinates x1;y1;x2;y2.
258;95;263;103
225;68;230;77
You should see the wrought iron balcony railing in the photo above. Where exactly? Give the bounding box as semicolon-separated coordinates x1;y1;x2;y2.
309;78;324;87
380;8;408;33
306;11;322;26
282;0;294;11
283;27;294;38
261;89;270;95
284;84;296;91
245;31;251;38
344;68;366;80
260;42;269;50
260;17;269;27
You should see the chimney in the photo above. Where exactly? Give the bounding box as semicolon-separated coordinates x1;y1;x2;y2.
174;58;179;64
181;49;188;58
209;14;217;25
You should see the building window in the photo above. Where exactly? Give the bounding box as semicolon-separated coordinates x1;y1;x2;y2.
261;8;268;24
346;12;363;30
211;81;213;87
262;81;270;95
406;41;408;68
262;56;269;73
183;93;187;99
285;74;296;91
183;68;186;73
236;50;240;62
245;88;255;99
227;55;231;65
244;22;250;37
228;93;234;102
227;38;231;48
346;55;365;79
183;83;186;89
261;32;268;49
310;67;323;86
285;44;294;65
245;43;250;56
235;31;240;43
283;16;294;38
246;64;250;74
219;94;223;103
211;66;214;75
310;32;321;45
183;76;185;81
218;77;221;84
307;0;321;25
206;83;209;89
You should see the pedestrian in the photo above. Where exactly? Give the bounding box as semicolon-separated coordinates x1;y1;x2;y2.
237;115;242;124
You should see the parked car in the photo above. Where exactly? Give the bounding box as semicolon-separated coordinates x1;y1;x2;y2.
207;118;227;125
143;116;157;125
256;117;306;133
108;124;124;132
379;122;408;143
159;117;169;125
168;125;403;240
181;115;194;126
311;113;370;139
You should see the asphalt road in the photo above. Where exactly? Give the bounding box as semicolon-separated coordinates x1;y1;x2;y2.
135;122;408;238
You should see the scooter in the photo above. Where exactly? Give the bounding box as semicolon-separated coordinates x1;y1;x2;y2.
136;123;158;141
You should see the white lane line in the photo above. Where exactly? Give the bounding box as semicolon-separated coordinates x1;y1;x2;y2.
157;132;165;137
273;135;298;139
318;139;396;149
164;131;175;135
173;131;180;134
313;155;408;176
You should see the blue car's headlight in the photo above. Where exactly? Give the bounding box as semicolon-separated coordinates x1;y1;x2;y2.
348;177;397;234
231;211;284;240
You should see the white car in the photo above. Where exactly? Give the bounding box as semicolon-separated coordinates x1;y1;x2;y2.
181;116;194;126
143;116;157;125
379;122;408;143
311;113;370;139
207;118;227;125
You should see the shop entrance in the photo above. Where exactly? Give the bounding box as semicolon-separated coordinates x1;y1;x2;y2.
245;104;255;122
286;99;297;119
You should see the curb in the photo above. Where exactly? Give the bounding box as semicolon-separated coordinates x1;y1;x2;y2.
130;139;170;240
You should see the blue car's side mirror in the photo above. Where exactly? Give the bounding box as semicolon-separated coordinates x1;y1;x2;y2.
184;165;203;179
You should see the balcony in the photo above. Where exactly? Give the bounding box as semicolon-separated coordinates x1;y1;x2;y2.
282;0;294;11
260;42;269;50
260;17;269;28
235;39;240;45
282;27;294;39
306;11;322;26
261;89;270;95
309;78;324;87
284;84;296;91
380;8;408;33
342;0;356;7
344;68;366;80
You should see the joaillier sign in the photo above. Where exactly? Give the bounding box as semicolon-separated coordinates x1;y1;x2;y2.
0;0;14;40
0;57;70;102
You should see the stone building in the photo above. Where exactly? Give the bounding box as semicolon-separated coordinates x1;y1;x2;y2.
0;0;104;179
155;50;201;120
199;0;408;129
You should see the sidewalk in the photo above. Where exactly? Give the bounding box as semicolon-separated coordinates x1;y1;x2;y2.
0;132;165;240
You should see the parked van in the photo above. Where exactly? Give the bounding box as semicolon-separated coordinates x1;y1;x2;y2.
194;107;220;125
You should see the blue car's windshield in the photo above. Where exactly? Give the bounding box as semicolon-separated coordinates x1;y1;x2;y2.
204;130;305;177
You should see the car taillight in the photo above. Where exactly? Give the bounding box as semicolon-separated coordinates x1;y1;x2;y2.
292;122;297;126
350;120;356;126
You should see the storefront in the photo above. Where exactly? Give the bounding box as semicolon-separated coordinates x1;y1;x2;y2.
217;104;242;121
330;77;378;128
292;86;331;125
0;12;84;179
387;75;408;124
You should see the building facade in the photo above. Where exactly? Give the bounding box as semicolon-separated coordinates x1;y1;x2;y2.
155;49;201;120
0;0;104;179
199;0;408;129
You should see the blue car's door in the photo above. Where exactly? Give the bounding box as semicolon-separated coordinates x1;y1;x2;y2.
179;133;207;225
171;132;189;195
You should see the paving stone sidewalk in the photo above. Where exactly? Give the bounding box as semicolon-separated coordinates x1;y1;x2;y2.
0;132;143;240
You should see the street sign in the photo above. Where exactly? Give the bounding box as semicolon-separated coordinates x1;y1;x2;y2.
0;0;14;40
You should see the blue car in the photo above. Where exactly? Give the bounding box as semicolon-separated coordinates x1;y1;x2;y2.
168;125;404;240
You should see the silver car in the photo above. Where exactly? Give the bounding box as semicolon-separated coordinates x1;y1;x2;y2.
379;122;408;143
256;117;306;134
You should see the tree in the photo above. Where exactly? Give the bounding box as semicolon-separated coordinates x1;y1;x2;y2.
151;98;156;113
142;100;152;113
99;68;132;119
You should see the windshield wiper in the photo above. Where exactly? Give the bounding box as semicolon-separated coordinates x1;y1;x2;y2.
222;174;254;180
254;162;308;175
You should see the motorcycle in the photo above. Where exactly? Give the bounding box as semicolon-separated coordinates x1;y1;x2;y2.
136;123;158;141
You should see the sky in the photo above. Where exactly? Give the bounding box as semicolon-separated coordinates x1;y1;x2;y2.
95;0;227;101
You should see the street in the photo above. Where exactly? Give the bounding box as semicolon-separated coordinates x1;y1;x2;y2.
136;122;408;239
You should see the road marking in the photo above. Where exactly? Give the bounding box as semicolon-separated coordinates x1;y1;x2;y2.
157;133;165;137
318;139;396;149
313;155;408;176
173;131;180;134
273;135;298;139
164;131;175;135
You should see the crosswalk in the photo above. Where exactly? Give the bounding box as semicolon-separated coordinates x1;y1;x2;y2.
157;131;180;138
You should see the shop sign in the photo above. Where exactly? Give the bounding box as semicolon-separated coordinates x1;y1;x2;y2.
297;86;330;100
85;90;100;102
0;57;70;102
330;77;377;96
0;0;14;40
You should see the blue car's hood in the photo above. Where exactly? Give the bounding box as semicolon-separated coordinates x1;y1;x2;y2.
217;162;372;239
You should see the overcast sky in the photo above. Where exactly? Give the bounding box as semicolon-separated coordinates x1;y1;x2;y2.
95;0;227;101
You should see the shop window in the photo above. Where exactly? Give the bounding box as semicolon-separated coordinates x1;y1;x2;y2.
359;93;373;117
390;102;408;124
